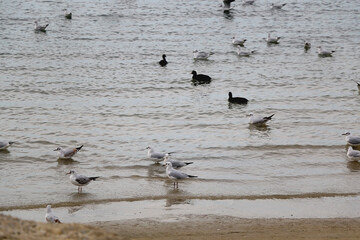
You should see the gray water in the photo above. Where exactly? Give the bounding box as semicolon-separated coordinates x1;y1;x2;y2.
1;0;360;220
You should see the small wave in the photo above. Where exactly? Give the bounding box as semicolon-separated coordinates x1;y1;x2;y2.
2;192;358;211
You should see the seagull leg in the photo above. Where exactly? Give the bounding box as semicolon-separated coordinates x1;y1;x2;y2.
78;187;80;193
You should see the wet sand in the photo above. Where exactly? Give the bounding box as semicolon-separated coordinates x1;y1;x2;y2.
2;214;360;240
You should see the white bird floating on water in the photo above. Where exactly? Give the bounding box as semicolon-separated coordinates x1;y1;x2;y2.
66;170;99;193
54;145;83;159
165;162;197;188
45;205;61;223
248;113;275;125
34;21;49;32
271;3;286;9
232;37;247;46
342;132;360;146
237;47;256;57
146;146;174;162
347;146;360;161
163;153;193;169
64;9;72;19
317;47;335;57
193;50;214;60
266;33;280;44
0;140;14;150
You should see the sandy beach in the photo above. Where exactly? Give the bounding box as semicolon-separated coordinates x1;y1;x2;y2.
2;214;360;240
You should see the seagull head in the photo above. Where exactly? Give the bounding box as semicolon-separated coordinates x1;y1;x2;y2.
247;113;254;117
46;205;52;212
165;162;173;168
342;132;351;136
54;147;62;151
66;169;76;175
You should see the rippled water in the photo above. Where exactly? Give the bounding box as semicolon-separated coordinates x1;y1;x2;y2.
1;0;360;219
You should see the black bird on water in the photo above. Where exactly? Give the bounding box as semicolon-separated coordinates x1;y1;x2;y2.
228;92;248;104
191;70;211;84
159;54;168;67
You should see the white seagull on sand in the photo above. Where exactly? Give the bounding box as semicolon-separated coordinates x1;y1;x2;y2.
0;140;14;150
163;153;193;169
317;46;335;57
66;170;99;193
146;146;174;162
45;205;61;223
34;21;49;32
266;33;280;44
248;113;275;125
193;50;214;60
342;132;360;146
54;145;83;159
165;162;197;188
347;146;360;161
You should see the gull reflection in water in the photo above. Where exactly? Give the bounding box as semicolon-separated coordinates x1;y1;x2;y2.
165;188;192;207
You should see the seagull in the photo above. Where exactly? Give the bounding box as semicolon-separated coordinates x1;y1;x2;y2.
45;205;61;223
64;9;72;19
193;50;214;60
236;47;256;57
54;145;83;159
317;47;335;57
165;162;197;188
243;0;255;5
159;54;168;67
271;3;286;9
163;153;193;169
347;146;360;161
191;70;212;84
0;140;14;150
66;170;99;193
248;113;275;125
228;92;248;104
266;33;280;44
34;21;49;32
342;132;360;146
232;37;247;46
146;146;174;162
304;42;311;50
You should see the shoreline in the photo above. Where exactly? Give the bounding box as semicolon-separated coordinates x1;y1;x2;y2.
2;214;360;240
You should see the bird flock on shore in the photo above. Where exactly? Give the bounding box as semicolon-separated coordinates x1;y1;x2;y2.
1;0;359;224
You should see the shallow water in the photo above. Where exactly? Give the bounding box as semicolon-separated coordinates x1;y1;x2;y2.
1;0;360;220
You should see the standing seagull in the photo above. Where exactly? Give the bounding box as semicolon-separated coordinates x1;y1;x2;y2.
266;33;280;44
228;92;248;104
159;54;168;67
248;113;275;125
342;132;360;146
45;205;61;223
0;140;14;150
66;170;99;193
347;146;360;161
271;3;286;9
165;162;197;188
317;47;335;57
54;145;83;159
163;153;193;169
34;21;49;32
146;146;173;162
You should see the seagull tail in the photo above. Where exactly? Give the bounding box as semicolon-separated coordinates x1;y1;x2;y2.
264;114;275;121
45;24;49;28
167;152;175;155
185;162;194;166
8;141;15;145
55;219;61;223
76;145;83;151
188;175;198;178
282;3;286;6
89;177;100;181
